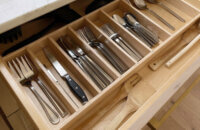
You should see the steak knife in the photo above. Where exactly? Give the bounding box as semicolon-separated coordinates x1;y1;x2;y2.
43;48;88;104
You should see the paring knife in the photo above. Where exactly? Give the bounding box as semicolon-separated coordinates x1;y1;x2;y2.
43;48;88;104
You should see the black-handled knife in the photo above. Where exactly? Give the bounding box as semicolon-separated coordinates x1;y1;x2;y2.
43;48;88;104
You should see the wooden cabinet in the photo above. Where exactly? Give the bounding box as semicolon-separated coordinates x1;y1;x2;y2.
0;0;200;129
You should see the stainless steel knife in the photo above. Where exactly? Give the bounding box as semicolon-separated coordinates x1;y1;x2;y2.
43;48;88;104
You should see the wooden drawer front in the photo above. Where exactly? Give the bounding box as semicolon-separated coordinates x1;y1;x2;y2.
0;0;200;129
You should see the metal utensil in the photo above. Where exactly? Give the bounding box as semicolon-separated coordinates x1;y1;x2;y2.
43;48;88;104
43;64;79;108
78;26;128;74
147;0;185;22
101;24;143;61
124;13;159;46
112;14;141;39
8;55;60;125
128;0;175;31
112;14;152;48
57;37;111;90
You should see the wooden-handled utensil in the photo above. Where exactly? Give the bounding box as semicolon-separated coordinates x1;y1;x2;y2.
85;74;141;128
166;34;200;67
106;81;155;130
149;24;199;71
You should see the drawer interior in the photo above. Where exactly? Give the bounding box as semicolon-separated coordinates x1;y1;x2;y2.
0;0;199;129
71;22;200;130
122;0;200;34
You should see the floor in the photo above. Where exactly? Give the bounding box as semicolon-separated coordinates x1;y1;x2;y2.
158;84;200;130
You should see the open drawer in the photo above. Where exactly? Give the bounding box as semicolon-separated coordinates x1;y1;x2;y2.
0;0;200;129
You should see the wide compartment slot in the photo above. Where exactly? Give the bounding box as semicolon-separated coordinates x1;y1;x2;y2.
102;0;170;42
28;38;100;108
48;26;120;92
86;10;151;60
122;0;200;34
69;17;135;73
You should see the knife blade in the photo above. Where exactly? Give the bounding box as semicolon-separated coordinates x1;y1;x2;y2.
43;48;88;104
43;64;79;108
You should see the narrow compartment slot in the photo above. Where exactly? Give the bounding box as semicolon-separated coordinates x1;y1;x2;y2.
86;10;151;58
182;0;200;10
166;0;199;17
2;49;73;127
102;0;171;39
122;0;199;33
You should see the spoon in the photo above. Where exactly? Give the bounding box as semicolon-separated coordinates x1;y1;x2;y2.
112;14;153;48
124;13;159;46
128;0;175;31
147;0;185;22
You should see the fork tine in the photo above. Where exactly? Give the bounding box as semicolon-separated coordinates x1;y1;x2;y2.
22;55;33;71
11;59;25;80
8;61;21;81
16;57;28;77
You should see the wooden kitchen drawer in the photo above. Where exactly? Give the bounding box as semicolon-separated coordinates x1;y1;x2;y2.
0;0;200;129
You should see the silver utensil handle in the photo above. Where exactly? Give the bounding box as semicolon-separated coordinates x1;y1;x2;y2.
30;86;60;125
159;3;185;23
126;26;152;48
37;79;68;118
97;44;127;74
115;37;143;61
78;57;107;89
147;8;175;31
83;55;113;85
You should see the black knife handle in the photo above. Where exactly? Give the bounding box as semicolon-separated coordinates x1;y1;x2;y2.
63;75;88;104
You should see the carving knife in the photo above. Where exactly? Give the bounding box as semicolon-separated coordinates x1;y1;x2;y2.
43;48;88;104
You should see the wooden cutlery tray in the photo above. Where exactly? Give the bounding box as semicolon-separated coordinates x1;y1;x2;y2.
0;0;200;129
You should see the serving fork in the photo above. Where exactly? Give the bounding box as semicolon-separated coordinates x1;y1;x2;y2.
77;26;128;74
101;24;143;61
57;37;113;89
8;55;67;124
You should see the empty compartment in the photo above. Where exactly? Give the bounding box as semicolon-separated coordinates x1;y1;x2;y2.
2;48;74;128
183;0;200;10
86;10;151;59
122;0;200;34
69;18;135;73
102;0;170;42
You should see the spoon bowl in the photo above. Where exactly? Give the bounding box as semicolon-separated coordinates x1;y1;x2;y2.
128;0;175;31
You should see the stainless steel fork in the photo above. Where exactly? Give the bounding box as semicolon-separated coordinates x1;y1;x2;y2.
8;55;67;124
77;27;128;74
58;37;113;89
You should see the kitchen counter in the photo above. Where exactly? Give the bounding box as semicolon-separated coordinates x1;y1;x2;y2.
0;0;75;34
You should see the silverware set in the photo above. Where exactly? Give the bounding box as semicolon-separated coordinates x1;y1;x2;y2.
57;36;113;90
101;23;143;61
113;13;159;48
77;26;128;74
128;0;185;31
8;55;68;125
